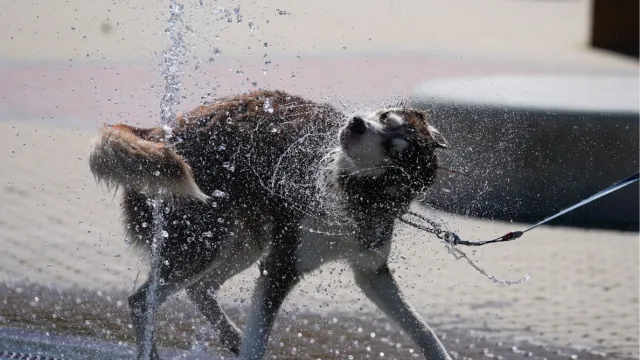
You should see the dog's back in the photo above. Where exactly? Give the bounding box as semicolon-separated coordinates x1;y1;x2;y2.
90;90;344;253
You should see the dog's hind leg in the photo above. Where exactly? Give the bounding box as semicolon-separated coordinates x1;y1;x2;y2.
129;247;221;360
238;219;301;360
186;274;242;354
353;264;451;360
186;232;264;355
128;278;186;360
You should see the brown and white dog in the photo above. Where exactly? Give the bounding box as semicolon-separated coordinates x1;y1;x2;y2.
89;90;451;360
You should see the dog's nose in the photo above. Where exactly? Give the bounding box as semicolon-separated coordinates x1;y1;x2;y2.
347;116;366;135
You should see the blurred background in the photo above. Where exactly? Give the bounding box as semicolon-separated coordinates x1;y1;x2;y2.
0;0;638;359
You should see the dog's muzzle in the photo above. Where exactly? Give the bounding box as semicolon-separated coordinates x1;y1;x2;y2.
345;116;366;135
339;116;367;150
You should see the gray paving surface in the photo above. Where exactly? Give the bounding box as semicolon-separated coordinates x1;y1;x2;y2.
0;0;638;358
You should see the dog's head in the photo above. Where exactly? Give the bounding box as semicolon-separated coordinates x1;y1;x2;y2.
337;107;448;195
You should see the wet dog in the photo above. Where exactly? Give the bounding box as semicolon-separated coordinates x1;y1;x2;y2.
89;90;451;360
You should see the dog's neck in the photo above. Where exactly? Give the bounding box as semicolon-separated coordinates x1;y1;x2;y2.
322;150;414;250
339;172;413;250
339;172;413;213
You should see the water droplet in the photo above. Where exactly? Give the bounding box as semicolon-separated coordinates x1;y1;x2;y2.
212;190;227;197
161;230;169;238
234;6;242;22
263;98;274;113
248;21;256;31
191;341;205;353
222;162;235;171
142;222;148;228
217;218;224;223
262;269;268;275
162;125;174;139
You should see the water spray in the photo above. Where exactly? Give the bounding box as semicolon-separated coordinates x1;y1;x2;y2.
142;0;187;357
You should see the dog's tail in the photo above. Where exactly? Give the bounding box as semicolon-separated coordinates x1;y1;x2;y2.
89;124;209;201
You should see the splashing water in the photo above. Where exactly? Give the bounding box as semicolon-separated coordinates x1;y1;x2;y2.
143;0;187;357
160;0;187;126
142;197;167;358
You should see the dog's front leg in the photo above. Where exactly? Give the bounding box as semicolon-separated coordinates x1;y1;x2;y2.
239;220;301;360
239;259;299;360
354;264;451;360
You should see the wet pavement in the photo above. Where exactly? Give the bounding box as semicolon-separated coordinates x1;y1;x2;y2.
1;282;630;360
1;0;638;359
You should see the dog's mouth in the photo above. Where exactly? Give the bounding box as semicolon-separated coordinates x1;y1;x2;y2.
339;133;377;165
338;131;357;157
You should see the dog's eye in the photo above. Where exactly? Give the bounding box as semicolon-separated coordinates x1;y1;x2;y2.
383;112;408;130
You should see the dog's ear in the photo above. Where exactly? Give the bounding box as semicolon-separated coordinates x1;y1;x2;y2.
428;125;448;149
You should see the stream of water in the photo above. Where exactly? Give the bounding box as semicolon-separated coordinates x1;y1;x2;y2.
142;0;188;358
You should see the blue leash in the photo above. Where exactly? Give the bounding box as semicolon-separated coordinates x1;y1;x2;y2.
403;172;639;246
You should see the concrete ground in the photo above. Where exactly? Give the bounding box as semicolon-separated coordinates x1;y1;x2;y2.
0;0;638;359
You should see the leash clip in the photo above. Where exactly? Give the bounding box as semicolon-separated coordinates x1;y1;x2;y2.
448;232;462;245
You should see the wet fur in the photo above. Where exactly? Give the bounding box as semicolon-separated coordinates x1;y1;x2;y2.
89;90;451;360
